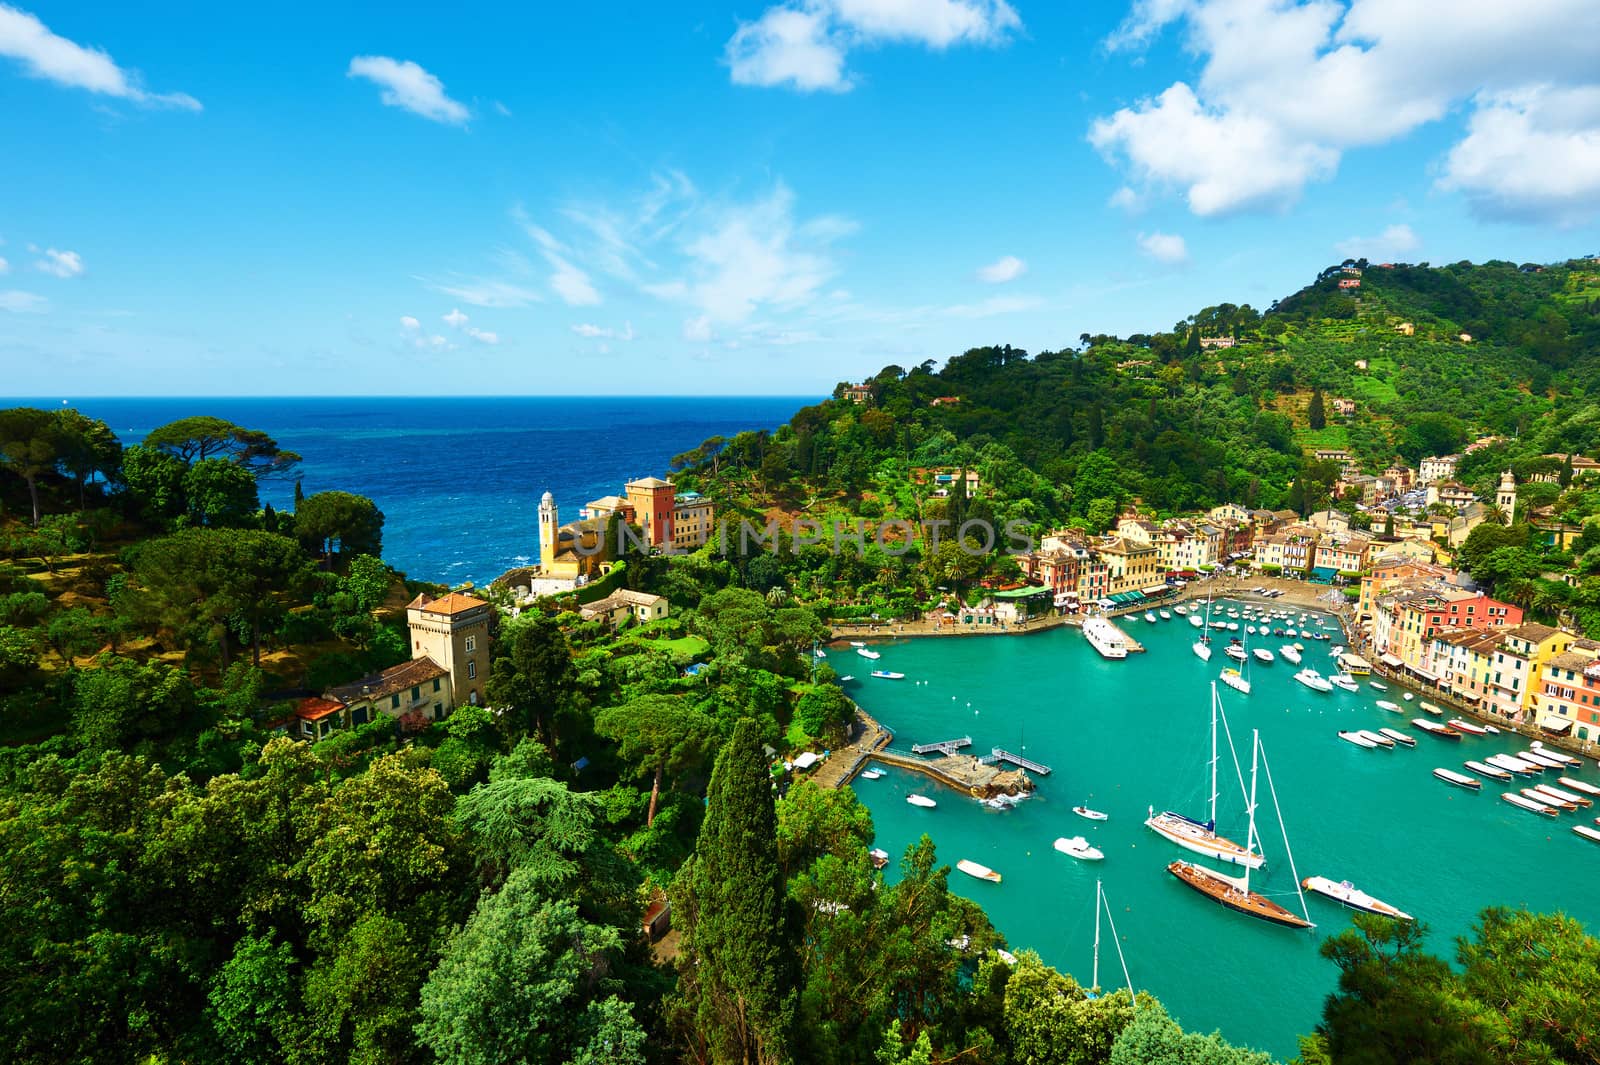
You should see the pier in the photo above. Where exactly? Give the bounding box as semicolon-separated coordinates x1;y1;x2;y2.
911;736;972;755
987;747;1052;775
865;748;1035;799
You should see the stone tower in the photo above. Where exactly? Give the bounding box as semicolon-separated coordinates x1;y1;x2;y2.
538;490;559;572
1496;470;1517;525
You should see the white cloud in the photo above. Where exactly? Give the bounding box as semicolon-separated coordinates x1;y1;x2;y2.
512;206;603;305
571;321;635;340
347;55;469;125
465;326;499;344
35;247;83;278
442;307;468;327
0;255;7;274
1094;0;1600;221
1108;185;1144;213
421;276;542;308
1137;230;1189;264
1334;223;1419;260
400;315;421;330
726;0;1019;92
493;100;512;116
683;315;714;341
0;289;48;312
976;254;1026;283
0;3;199;109
1439;86;1600;225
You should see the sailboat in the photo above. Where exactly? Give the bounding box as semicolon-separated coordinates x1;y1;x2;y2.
1192;592;1214;662
1220;628;1252;695
1168;729;1315;930
1146;684;1264;868
1087;879;1137;1005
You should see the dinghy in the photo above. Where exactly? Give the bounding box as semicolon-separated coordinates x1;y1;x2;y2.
870;670;905;680
859;769;884;780
1073;805;1109;821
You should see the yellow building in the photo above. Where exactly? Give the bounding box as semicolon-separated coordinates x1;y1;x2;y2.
538;491;608;580
672;491;716;551
406;591;493;708
1097;536;1162;596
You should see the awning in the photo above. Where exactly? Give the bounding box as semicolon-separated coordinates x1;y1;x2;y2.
1379;653;1404;668
1142;583;1171;596
792;751;819;770
1409;665;1440;682
1539;715;1574;735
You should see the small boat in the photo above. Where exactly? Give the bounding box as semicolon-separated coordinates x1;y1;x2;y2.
1073;805;1108;821
1574;824;1600;844
1561;776;1600;797
1285;628;1298;638
1331;645;1346;658
956;858;1001;883
1522;749;1567;769
857;647;881;660
1145;612;1158;624
1339;730;1378;749
906;795;937;808
859;768;884;780
1189;614;1204;628
1370;681;1389;692
1254;648;1275;664
1448;718;1488;736
1413;718;1462;739
1330;674;1359;692
838;675;854;682
1419;700;1444;716
1375;700;1401;713
1294;668;1333;693
1301;876;1413;921
1211;621;1228;631
1533;782;1589;808
1280;646;1302;665
869;847;890;869
870;670;905;680
1379;727;1416;747
1227;622;1240;632
1176;606;1190;616
1466;759;1512;782
1485;725;1501;734
1053;836;1104;861
1523;787;1573;811
1193;638;1212;662
813;648;827;659
1246;625;1257;635
1488;753;1540;775
1225;644;1247;662
1531;743;1582;768
849;641;866;648
1220;668;1251;694
1160;610;1172;620
1357;729;1395;749
1434;768;1481;790
1402;693;1414;702
1504;792;1555;816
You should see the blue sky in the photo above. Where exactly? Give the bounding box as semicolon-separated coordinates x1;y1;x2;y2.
3;1;1598;396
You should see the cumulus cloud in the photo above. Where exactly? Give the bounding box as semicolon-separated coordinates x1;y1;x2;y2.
1137;231;1189;264
726;0;1020;92
1334;223;1419;260
1094;0;1600;222
35;247;83;278
347;55;469;125
442;307;468;327
571;321;635;340
465;326;499;344
0;3;200;109
0;289;47;312
976;254;1026;283
400;315;420;330
683;315;714;342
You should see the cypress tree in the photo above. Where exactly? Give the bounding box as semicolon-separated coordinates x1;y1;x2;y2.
1308;389;1326;430
673;718;795;1064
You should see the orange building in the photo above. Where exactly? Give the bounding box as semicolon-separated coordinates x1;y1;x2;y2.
625;476;677;548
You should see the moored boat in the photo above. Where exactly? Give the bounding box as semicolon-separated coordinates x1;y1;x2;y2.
1054;836;1105;861
1254;648;1275;664
1084;617;1130;660
1575;824;1600;844
1160;610;1172;620
956;858;1001;883
906;794;937;808
1488;752;1540;775
1331;673;1359;692
1225;644;1247;662
1433;767;1481;790
1357;729;1395;748
1074;805;1109;821
1220;668;1251;695
1561;775;1600;796
1504;791;1556;816
1375;700;1401;713
1419;700;1444;716
1280;645;1302;665
1339;730;1378;749
1531;743;1581;768
1448;718;1489;736
1379;727;1416;747
1521;749;1566;769
1146;684;1266;869
1370;681;1389;692
859;768;884;780
857;647;881;660
1301;876;1413;921
1145;611;1158;623
869;847;890;869
1294;668;1333;692
1466;759;1513;782
1189;614;1204;628
870;670;906;679
1413;718;1463;739
1532;783;1586;809
1168;860;1314;930
1523;787;1573;811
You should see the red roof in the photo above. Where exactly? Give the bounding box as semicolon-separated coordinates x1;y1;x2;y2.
296;696;345;722
411;591;488;616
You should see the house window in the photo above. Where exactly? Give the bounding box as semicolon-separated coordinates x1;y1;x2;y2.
433;677;441;692
391;694;400;708
466;635;477;653
468;661;477;680
353;707;369;725
301;721;315;737
411;685;420;701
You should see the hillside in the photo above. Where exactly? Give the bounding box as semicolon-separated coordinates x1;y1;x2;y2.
670;257;1600;529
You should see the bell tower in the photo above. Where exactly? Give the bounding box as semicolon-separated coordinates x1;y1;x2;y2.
1496;470;1516;525
539;491;559;572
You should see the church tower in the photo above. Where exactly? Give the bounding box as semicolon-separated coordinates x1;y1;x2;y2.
538;491;559;573
1496;470;1517;525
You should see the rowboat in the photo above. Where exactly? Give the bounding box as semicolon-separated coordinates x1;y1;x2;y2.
1413;718;1462;739
1534;782;1589;808
1358;729;1395;749
1301;876;1413;921
870;670;905;680
1375;700;1401;713
1576;825;1600;844
1339;730;1378;749
1074;805;1109;821
1379;727;1416;747
1488;753;1540;775
1504;792;1556;816
956;859;1001;883
1524;787;1574;811
1448;718;1488;735
1419;700;1444;716
1053;836;1104;861
1466;759;1513;782
1561;776;1600;797
906;795;937;808
1433;768;1481;790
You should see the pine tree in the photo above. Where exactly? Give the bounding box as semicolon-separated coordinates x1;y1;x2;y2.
672;719;796;1064
1308;389;1326;430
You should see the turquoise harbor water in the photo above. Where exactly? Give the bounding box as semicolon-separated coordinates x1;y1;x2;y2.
847;602;1600;1058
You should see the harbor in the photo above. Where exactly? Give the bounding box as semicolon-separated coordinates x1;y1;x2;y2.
841;600;1600;1059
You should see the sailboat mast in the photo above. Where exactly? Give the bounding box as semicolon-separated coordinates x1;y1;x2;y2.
1208;684;1220;827
1244;729;1261;895
1092;879;1102;991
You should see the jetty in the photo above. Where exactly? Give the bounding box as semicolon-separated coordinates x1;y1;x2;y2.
865;748;1034;799
912;736;972;755
986;747;1052;775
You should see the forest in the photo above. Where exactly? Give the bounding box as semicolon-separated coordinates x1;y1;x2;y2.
7;258;1600;1063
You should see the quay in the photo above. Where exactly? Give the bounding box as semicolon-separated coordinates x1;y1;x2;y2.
865;748;1034;799
986;746;1052;775
912;736;972;755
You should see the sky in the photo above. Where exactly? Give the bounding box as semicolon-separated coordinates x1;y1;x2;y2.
2;1;1599;396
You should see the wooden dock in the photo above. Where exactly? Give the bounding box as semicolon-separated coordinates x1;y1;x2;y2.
911;736;972;755
987;747;1052;775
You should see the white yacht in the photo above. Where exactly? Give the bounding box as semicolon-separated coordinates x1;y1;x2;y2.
1084;617;1129;659
1294;668;1334;693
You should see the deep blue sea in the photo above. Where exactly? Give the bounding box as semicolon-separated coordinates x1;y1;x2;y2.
47;396;812;585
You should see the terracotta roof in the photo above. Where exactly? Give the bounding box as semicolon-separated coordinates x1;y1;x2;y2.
413;591;489;616
1548;651;1597;671
626;476;674;489
326;656;449;704
1503;622;1560;643
296;696;346;722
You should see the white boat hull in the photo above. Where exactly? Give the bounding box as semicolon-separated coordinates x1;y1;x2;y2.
1146;811;1265;869
1053;836;1104;861
1301;876;1413;921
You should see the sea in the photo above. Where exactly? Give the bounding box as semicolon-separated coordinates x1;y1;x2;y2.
53;396;814;585
849;611;1600;1058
